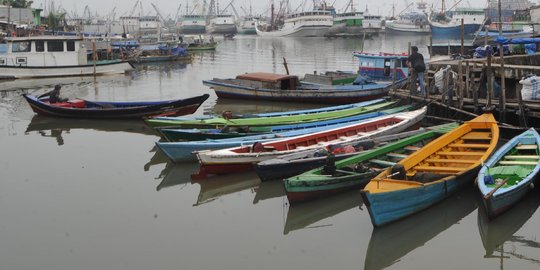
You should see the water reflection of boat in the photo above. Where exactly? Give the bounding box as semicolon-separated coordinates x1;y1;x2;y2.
364;187;477;270
156;162;200;191
193;172;261;206
144;146;169;172
252;180;286;204
284;190;363;235
477;189;540;258
26;115;156;136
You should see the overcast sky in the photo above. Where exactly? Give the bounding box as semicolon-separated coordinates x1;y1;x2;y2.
33;0;538;19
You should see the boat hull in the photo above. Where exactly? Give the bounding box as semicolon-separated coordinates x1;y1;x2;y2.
208;24;237;35
23;94;209;119
430;23;482;38
385;24;430;34
204;80;401;104
256;25;331;37
0;61;134;79
361;167;479;226
477;128;540;219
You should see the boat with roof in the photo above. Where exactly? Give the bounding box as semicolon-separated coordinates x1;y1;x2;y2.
0;36;133;79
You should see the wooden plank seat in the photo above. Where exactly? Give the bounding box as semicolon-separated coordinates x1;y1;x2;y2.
369;159;396;167
515;144;538;150
437;151;485;156
504;155;540;160
462;132;492;140
386;152;408;159
498;160;538;166
425;159;476;164
413;166;462;173
449;143;491;149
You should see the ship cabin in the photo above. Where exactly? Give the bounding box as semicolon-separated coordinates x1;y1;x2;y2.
235;72;299;90
353;52;409;81
0;36;87;67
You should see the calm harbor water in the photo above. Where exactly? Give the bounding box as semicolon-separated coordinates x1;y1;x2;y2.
1;35;539;270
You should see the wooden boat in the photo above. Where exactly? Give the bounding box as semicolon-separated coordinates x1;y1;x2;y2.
156;106;412;162
255;127;431;182
361;113;499;227
284;125;458;204
477;128;540;219
22;93;209;119
202;72;406;104
156;101;402;141
145;99;394;128
193;108;426;177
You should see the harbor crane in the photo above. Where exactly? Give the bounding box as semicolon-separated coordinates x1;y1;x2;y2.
221;0;241;19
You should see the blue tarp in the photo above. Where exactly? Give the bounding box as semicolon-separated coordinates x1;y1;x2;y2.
495;36;540;45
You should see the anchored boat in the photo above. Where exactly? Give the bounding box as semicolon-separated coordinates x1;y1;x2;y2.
477;128;540;219
0;36;133;79
361;113;499;227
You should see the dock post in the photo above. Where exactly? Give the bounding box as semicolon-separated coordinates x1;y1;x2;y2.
497;0;506;123
458;60;463;109
465;61;470;98
486;52;494;112
460;18;464;56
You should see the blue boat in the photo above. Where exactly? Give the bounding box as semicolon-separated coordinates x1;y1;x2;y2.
477;128;540;219
159;104;408;142
156;106;411;162
352;52;409;81
429;8;485;39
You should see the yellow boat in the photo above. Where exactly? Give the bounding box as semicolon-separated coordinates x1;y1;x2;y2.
361;113;499;227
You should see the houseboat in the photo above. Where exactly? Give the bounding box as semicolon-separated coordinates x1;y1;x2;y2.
256;10;333;37
0;36;133;80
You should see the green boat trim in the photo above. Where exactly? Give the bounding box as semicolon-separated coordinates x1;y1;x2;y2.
145;100;396;129
285;123;459;193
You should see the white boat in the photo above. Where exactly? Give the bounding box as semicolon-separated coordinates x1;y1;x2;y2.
363;14;384;31
180;15;207;34
256;11;333;37
0;36;133;80
385;1;430;34
207;15;237;35
237;17;257;35
194;108;426;176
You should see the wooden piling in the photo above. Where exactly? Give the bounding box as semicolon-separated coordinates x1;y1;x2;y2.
465;61;470;98
460;18;464;56
458;60;464;109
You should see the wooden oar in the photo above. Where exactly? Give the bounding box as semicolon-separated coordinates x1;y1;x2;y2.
483;177;509;200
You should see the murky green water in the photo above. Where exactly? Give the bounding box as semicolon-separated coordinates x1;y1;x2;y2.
0;35;538;270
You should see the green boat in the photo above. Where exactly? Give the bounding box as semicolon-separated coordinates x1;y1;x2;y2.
284;123;458;204
145;100;395;129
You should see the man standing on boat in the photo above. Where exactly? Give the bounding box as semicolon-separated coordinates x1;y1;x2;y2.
407;46;426;97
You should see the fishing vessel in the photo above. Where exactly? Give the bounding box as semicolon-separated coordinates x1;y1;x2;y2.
194;108;426;176
430;7;486;39
203;72;405;104
361;113;499;227
477;128;540;219
256;10;333;37
0;36;133;79
237;16;257;35
207;14;237;35
385;1;430;34
23;94;209;119
180;15;207;34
